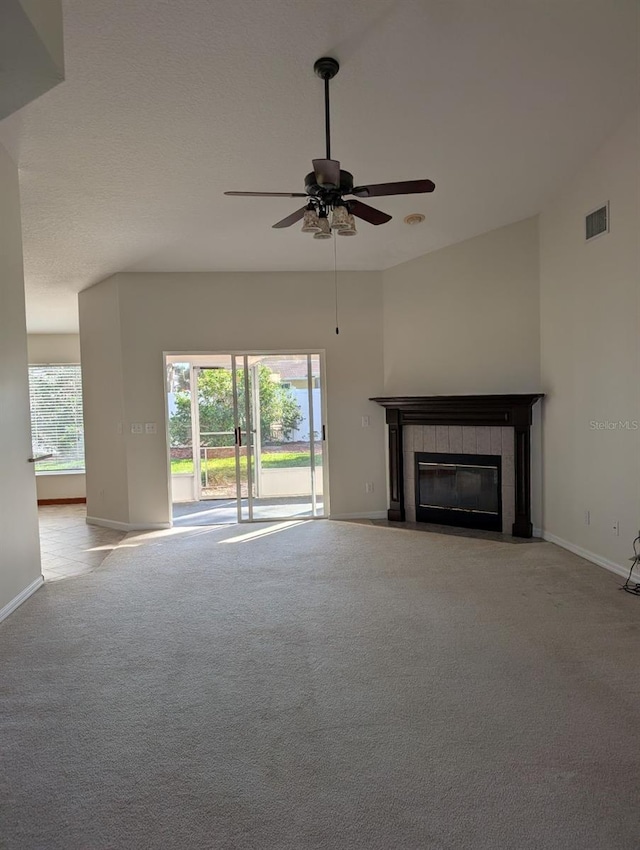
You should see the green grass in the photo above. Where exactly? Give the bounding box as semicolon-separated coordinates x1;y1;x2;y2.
171;458;196;475
35;461;85;472
262;451;323;469
171;451;323;477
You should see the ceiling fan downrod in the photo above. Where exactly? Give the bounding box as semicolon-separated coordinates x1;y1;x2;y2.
314;57;339;162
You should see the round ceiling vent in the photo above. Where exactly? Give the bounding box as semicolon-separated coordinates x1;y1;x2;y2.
403;213;426;225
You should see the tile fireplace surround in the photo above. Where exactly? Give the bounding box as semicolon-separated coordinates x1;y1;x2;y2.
371;395;543;538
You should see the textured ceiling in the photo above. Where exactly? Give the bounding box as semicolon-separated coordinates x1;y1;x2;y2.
1;0;638;332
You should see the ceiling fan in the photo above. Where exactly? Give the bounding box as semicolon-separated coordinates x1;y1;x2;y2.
224;57;435;237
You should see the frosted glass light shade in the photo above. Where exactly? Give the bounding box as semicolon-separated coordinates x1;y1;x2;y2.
313;216;332;239
301;208;321;233
338;213;357;235
330;204;350;230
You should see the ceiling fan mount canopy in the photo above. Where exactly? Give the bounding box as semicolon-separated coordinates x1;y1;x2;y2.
224;56;435;232
313;56;340;81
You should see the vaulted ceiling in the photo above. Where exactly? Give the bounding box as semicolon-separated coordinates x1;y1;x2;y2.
1;0;638;332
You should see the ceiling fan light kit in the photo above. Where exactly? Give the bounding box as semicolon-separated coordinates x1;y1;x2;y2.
224;58;435;236
301;207;322;233
330;204;350;231
313;215;332;239
338;213;358;236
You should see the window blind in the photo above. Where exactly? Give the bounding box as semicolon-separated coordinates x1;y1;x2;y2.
28;365;85;472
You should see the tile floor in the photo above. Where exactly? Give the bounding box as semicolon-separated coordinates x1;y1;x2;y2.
38;504;126;582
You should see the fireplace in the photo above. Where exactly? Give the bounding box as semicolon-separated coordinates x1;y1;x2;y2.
370;395;543;537
415;452;502;531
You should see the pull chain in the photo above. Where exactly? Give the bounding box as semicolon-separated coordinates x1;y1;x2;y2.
334;233;339;335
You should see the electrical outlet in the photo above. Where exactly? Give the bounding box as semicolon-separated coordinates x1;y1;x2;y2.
361;416;370;428
131;423;143;434
584;510;590;526
365;482;374;493
613;520;620;536
145;422;157;434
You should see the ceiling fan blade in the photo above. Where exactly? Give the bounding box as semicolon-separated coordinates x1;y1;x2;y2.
349;199;392;225
312;158;341;189
351;179;435;198
272;207;307;229
225;191;308;197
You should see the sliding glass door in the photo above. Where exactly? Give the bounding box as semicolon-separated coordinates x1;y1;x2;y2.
168;351;327;523
232;353;326;522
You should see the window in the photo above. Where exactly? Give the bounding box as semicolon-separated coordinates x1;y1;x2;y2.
28;365;85;472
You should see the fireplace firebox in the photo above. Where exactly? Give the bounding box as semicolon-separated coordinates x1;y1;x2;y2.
415;452;502;531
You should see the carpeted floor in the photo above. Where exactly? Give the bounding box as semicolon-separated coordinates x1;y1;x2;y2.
2;520;640;849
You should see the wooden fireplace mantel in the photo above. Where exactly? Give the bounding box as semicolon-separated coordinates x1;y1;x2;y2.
370;394;544;538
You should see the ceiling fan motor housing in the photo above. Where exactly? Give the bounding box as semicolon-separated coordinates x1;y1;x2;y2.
304;169;354;201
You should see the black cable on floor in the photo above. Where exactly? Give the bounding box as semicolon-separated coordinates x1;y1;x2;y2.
621;535;640;596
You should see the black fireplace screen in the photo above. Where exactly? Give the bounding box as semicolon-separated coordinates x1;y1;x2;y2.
415;452;502;530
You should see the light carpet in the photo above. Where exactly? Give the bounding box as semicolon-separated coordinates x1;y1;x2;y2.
2;520;640;849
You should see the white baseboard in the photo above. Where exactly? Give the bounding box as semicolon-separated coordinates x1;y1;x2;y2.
330;511;388;521
86;516;172;532
533;527;543;538
542;530;629;580
0;576;44;623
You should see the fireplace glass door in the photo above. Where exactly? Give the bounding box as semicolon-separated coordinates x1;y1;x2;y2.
415;452;502;531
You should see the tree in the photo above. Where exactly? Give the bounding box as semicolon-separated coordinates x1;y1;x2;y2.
169;365;302;447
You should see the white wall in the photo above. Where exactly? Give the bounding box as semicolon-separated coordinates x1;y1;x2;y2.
382;217;540;395
27;333;86;500
0;143;42;617
34;473;85;502
540;107;640;570
27;333;81;364
18;0;65;74
79;272;386;527
0;0;64;121
79;279;129;524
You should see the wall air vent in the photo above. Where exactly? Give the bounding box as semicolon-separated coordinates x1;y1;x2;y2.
585;202;609;241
